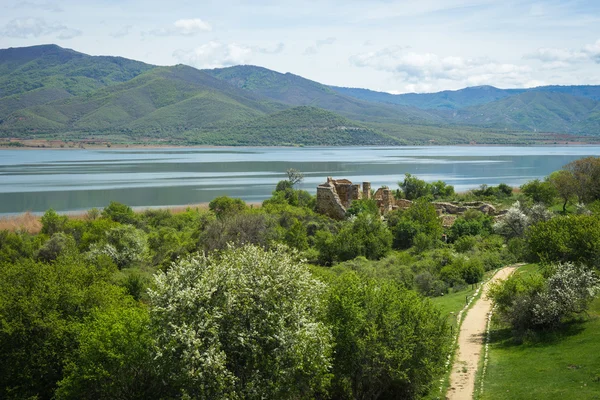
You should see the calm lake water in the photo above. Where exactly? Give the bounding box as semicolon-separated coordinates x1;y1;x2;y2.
1;146;600;215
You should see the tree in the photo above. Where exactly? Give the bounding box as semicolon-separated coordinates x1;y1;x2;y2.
0;255;122;399
101;201;137;225
324;271;449;399
286;168;304;187
520;179;557;205
389;199;443;250
548;170;578;213
564;156;600;204
41;208;68;235
149;245;332;399
398;173;431;200
55;304;163;400
525;214;600;266
88;225;147;269
493;201;530;239
208;196;247;219
316;213;392;263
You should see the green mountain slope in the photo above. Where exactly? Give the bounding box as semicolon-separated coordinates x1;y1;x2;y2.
0;44;155;100
450;91;600;134
1;44;599;145
330;85;524;110
204;65;443;124
187;106;401;146
0;65;283;134
331;84;600;110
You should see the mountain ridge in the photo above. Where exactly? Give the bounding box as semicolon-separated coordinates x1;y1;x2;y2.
1;44;599;145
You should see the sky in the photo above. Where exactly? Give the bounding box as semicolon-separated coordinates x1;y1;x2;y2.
1;0;600;94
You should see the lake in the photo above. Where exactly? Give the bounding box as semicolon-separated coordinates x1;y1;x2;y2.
1;145;600;215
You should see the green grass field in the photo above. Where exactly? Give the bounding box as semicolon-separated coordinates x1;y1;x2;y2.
478;266;600;400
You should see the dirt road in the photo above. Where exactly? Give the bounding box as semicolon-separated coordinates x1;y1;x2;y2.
446;265;518;400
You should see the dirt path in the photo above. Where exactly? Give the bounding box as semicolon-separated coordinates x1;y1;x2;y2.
446;265;519;400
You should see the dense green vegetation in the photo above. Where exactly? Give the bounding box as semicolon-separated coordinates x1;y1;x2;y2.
1;156;599;398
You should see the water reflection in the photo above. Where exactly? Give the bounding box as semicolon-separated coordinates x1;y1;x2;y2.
1;146;599;215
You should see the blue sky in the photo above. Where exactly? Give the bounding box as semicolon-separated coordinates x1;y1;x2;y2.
1;0;599;93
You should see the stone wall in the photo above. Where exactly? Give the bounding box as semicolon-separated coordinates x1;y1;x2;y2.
314;177;499;221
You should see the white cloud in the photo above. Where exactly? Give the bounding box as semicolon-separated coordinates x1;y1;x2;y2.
149;18;212;36
1;18;80;39
174;40;284;68
174;41;252;69
13;1;63;12
111;25;133;38
526;39;600;64
350;46;531;92
304;37;336;56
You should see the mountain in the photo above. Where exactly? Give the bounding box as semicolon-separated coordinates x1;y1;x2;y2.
330;85;524;110
187;106;401;146
450;91;600;134
0;64;285;134
0;45;404;146
204;65;443;125
1;44;599;145
330;83;600;112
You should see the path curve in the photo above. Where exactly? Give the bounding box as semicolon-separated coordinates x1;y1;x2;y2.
446;265;519;400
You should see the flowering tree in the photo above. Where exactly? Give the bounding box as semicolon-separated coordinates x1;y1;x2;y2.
149;244;332;399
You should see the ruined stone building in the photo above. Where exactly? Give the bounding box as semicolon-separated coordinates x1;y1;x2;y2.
315;177;498;221
315;177;394;219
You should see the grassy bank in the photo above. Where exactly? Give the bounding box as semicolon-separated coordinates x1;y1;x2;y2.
478;272;600;399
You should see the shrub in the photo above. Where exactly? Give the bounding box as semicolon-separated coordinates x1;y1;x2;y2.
41;208;68;235
489;263;600;338
324;271;449;399
37;232;76;262
101;201;137;225
149;245;332;399
208;196;246;219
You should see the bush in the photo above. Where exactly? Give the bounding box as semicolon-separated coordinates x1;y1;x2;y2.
324;271;449;399
208;196;246;219
41;208;68;235
489;263;600;338
101;202;137;225
520;179;557;205
88;225;147;268
149;245;332;399
316;213;392;264
454;235;478;253
37;232;76;262
525;214;600;266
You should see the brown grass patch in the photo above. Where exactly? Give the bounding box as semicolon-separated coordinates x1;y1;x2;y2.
0;212;43;234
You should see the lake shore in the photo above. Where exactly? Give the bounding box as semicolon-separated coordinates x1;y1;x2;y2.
0;201;264;234
2;135;600;150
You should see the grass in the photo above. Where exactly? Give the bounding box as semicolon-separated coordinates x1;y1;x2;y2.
431;284;479;329
477;267;600;400
0;212;42;233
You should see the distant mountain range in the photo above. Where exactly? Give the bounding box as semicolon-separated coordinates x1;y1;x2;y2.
1;44;599;146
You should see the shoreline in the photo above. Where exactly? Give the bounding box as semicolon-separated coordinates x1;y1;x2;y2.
0;202;263;234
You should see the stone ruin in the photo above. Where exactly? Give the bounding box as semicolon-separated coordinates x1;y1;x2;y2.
315;177;497;221
315;177;396;219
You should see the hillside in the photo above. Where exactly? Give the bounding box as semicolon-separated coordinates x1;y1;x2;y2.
450;91;600;134
330;85;524;110
204;65;443;125
0;64;286;134
186;106;401;146
1;44;599;145
331;84;600;111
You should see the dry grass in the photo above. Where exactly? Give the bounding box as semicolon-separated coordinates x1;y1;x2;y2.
0;212;43;234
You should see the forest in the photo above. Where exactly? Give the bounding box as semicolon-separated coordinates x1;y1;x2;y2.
1;157;599;400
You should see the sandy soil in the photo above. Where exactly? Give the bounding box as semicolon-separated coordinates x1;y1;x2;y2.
446;265;519;400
